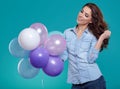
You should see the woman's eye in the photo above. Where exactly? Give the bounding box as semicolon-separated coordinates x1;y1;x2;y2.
85;14;89;17
81;10;83;13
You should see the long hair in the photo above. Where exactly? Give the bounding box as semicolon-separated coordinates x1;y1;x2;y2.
83;3;109;52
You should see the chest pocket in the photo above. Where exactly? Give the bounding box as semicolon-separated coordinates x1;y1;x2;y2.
79;38;91;52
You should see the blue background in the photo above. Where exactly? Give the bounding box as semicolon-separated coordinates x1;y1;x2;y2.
0;0;119;89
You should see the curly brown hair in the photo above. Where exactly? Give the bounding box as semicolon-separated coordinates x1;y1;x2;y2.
83;3;109;52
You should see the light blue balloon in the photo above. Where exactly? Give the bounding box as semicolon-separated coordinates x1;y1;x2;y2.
48;31;64;37
9;38;29;58
17;58;40;79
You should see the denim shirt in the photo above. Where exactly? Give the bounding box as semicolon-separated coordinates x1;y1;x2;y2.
60;27;102;84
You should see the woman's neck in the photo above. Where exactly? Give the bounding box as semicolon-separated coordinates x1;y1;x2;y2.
77;24;88;32
76;24;88;38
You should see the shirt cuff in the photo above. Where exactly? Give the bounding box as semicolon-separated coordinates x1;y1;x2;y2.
93;48;100;54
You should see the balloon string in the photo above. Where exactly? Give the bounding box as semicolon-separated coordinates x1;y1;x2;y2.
41;79;44;88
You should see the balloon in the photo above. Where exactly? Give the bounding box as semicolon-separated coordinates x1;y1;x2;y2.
30;23;48;45
18;28;40;50
44;34;66;56
30;47;49;68
18;58;40;79
42;56;64;77
9;38;29;58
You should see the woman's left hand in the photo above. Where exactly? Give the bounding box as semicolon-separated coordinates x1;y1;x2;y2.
100;30;111;39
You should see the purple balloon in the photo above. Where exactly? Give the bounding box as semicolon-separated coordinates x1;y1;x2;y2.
30;47;49;68
42;56;64;77
44;34;66;56
30;23;48;45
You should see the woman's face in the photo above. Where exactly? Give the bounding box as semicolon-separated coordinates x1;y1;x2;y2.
77;6;92;25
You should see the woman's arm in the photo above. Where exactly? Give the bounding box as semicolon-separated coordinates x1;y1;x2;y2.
95;30;111;50
87;30;111;63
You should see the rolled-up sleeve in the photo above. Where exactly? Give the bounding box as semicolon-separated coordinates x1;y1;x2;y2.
60;30;68;62
87;36;100;64
60;49;68;61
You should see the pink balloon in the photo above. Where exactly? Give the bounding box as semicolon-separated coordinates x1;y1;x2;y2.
44;34;66;56
30;23;48;45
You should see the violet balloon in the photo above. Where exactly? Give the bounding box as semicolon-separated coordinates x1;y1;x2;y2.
44;34;66;56
30;23;48;45
42;56;64;77
30;47;49;68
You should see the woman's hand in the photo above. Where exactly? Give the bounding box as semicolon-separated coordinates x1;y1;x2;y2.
100;30;111;40
95;30;111;50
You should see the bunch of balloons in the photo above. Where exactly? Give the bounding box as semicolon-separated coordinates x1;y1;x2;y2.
9;22;66;79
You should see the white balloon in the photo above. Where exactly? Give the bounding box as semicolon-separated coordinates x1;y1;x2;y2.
18;28;40;50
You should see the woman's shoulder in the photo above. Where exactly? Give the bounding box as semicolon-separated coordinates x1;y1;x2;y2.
64;27;75;34
65;27;74;31
87;30;97;41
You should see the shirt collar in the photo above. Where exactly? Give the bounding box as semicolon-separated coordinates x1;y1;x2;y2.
70;27;89;34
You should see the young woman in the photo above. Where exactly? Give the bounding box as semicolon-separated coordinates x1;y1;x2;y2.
61;3;111;89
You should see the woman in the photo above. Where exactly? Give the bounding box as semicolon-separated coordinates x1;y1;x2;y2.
61;3;111;89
